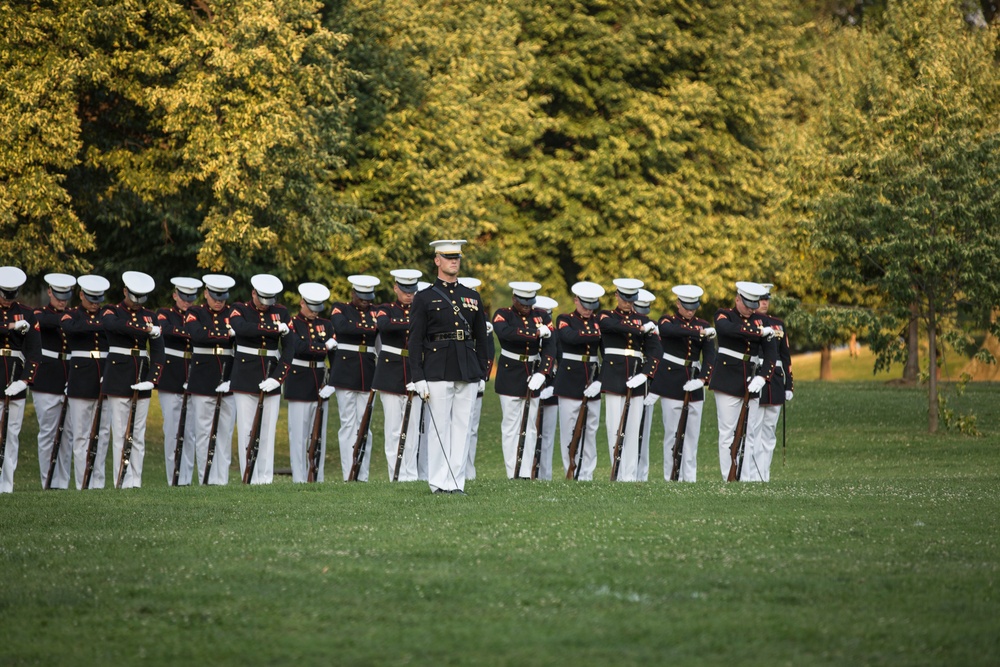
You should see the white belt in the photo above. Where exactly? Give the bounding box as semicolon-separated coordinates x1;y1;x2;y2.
192;346;233;356
41;349;69;360
380;345;408;357
662;352;702;370
338;343;376;354
236;345;280;358
501;349;540;363
291;358;324;368
718;347;761;365
604;347;644;359
0;349;25;361
562;352;597;362
70;350;107;359
108;346;148;358
164;348;192;359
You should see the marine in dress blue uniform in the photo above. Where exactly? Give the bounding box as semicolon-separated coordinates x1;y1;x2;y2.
325;274;380;481
183;274;237;485
457;276;494;481
157;276;202;485
230;274;289;484
25;273;76;489
0;267;39;493
407;239;490;494
101;271;166;489
281;282;335;483
648;284;717;482
533;295;560;480
61;275;112;489
555;281;605;481
373;269;423;481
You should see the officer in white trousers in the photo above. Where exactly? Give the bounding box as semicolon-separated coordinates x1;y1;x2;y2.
457;276;493;481
0;267;37;493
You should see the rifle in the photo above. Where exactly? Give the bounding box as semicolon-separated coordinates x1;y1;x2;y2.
347;389;377;482
116;357;147;489
610;387;632;481
726;388;752;482
636;401;647;476
530;396;545;480
82;394;105;490
513;361;538;479
670;392;691;482
307;370;330;483
782;398;787;466
44;393;70;490
242;359;274;484
171;391;190;486
392;391;416;482
203;358;231;485
565;399;588;480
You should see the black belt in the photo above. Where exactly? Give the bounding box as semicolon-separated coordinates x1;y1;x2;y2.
430;331;470;342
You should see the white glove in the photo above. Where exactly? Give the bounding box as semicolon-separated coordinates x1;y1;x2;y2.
485;321;494;335
405;382;416;392
527;372;546;391
215;381;231;393
759;326;775;339
683;378;704;392
325;337;337;351
11;319;30;333
641;321;657;334
701;327;716;339
148;325;162;339
583;381;602;398
413;380;430;400
227;326;236;338
319;385;335;400
478;379;486;392
277;321;290;336
4;379;27;396
785;390;794;402
748;376;766;393
642;392;658;406
183;382;188;391
537;324;552;339
625;373;647;389
130;381;155;391
259;377;281;393
540;386;554;400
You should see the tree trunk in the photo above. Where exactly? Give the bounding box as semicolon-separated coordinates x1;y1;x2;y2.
927;303;938;434
903;301;919;383
820;345;832;381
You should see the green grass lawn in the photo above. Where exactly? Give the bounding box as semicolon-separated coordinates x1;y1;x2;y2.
1;382;998;666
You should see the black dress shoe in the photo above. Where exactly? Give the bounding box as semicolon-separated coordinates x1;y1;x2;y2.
450;489;467;496
433;488;450;494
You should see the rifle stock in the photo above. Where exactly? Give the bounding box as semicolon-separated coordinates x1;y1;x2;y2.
610;387;632;481
348;390;377;481
307;387;330;484
670;392;691;482
530;397;545;480
726;389;751;482
44;394;70;490
242;360;274;485
171;392;190;486
82;395;105;490
116;357;147;489
392;391;416;482
565;399;588;480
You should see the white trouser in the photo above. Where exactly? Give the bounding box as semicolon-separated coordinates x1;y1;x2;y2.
743;404;781;482
0;398;26;493
69;397;111;490
288;400;329;483
465;393;483;480
637;402;654;481
381;392;422;482
538;404;558;480
417;405;428;481
425;380;476;492
558;397;601;481
336;389;374;481
235;392;280;484
34;391;73;490
605;393;645;482
715;392;760;481
660;397;704;482
499;394;540;479
160;392;197;485
190;394;236;485
108;396;150;489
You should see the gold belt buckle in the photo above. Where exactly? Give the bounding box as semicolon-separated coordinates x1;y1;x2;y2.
183;351;192;359
581;354;591;362
358;345;368;353
0;349;11;357
130;349;141;357
214;347;225;355
456;330;465;341
257;349;268;357
90;350;102;359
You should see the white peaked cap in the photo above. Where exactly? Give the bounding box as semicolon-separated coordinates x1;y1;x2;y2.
78;275;111;297
736;281;768;302
534;296;558;312
0;267;27;291
45;273;77;294
123;271;155;296
457;276;482;289
251;274;283;297
390;269;422;286
672;284;704;302
430;239;467;254
634;289;656;307
298;282;331;305
613;278;644;299
572;281;606;302
170;277;203;295
203;274;236;293
348;274;380;294
509;281;541;298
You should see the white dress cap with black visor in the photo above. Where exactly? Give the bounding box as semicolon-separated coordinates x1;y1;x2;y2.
509;281;541;307
251;274;283;306
203;274;236;301
457;276;482;290
759;283;774;300
612;278;644;302
347;275;380;301
735;281;769;310
298;282;331;313
122;271;155;305
78;275;111;304
633;289;656;315
390;269;422;294
671;284;705;311
0;267;27;300
171;277;204;303
571;281;606;310
44;273;77;301
429;239;467;259
534;295;559;313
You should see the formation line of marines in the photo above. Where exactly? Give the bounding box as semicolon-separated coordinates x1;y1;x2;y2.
0;239;793;495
